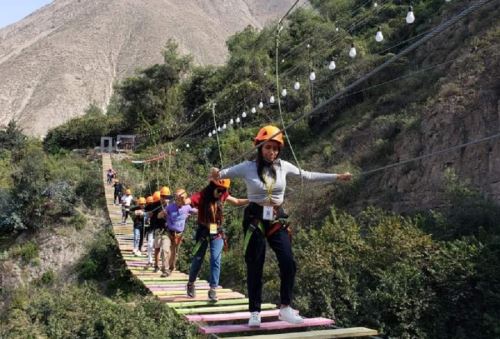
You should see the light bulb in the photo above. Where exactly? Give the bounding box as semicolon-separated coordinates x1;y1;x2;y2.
281;88;287;97
223;124;227;129
270;95;275;104
309;71;316;81
375;27;384;42
208;132;212;137
294;81;300;90
307;44;311;49
258;101;264;109
406;6;415;24
230;118;234;125
349;44;357;58
242;112;247;118
236;117;241;123
186;144;190;148
281;59;285;63
373;2;378;7
328;60;336;70
335;27;339;32
212;129;216;134
251;107;256;113
217;127;221;132
175;148;179;152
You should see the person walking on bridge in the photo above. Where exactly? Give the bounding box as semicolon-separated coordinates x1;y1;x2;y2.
186;179;248;301
158;188;197;277
210;125;352;327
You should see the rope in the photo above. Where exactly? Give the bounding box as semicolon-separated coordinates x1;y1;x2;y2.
212;102;225;167
220;0;495;169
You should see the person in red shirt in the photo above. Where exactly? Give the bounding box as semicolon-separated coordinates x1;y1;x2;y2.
187;179;248;301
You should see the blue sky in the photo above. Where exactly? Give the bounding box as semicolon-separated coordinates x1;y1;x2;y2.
0;0;53;29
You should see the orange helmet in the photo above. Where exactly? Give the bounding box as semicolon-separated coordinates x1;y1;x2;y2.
146;196;154;204
254;125;284;146
160;186;171;196
138;197;146;205
125;189;132;195
152;191;161;202
212;179;231;189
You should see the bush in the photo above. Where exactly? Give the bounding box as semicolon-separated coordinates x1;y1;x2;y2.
12;241;39;264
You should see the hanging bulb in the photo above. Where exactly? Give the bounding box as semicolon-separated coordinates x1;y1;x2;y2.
375;27;384;42
209;132;212;137
217;127;222;132
373;2;378;7
212;129;216;134
229;118;234;125
294;81;300;90
242;112;247;118
349;44;357;58
258;101;264;109
236;117;241;123
281;59;285;63
335;27;339;32
406;6;415;24
175;148;179;152
251;107;256;114
307;44;311;49
281;88;287;97
270;95;275;104
186;144;190;148
223;124;227;129
309;71;316;81
445;0;451;2
328;60;336;70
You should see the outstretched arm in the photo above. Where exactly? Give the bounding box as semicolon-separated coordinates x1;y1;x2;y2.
226;195;249;206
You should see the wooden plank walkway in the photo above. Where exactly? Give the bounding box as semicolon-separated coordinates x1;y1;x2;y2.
101;154;377;338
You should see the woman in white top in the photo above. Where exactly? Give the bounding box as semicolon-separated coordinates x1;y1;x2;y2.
211;125;352;328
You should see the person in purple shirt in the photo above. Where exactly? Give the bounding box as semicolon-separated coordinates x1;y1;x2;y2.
158;188;197;277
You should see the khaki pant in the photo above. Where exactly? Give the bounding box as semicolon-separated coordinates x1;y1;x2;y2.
161;232;182;272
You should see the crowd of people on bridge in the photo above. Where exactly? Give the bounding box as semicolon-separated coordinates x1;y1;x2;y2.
109;125;352;327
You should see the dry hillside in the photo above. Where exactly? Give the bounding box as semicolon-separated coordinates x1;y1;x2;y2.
0;0;295;137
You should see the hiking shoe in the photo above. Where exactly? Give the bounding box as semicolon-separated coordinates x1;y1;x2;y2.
161;270;170;278
143;262;153;270
153;266;160;273
278;306;303;324
208;288;218;302
186;282;196;298
248;312;261;327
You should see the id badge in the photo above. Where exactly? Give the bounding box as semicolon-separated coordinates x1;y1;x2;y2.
262;206;274;221
209;223;218;235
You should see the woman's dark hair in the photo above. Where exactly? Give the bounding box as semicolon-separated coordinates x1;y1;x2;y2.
256;146;279;184
198;181;224;224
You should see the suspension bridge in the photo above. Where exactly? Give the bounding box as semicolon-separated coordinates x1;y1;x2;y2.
102;153;378;338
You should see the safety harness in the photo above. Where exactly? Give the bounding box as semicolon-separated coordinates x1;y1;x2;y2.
243;204;291;254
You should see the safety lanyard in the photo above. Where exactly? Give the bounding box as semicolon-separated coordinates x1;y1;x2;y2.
263;172;275;204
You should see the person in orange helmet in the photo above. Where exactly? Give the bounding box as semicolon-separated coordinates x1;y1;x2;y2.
143;193;160;268
186;178;248;302
210;125;352;327
130;197;147;256
121;188;134;224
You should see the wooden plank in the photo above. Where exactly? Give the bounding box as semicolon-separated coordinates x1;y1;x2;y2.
159;292;245;303
229;327;378;339
152;288;233;296
185;309;285;322
200;317;334;335
176;303;276;315
168;298;248;308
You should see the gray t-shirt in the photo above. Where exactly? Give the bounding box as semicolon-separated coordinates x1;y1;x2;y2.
219;159;337;205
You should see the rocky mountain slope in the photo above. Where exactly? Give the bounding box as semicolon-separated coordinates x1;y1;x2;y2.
0;0;294;136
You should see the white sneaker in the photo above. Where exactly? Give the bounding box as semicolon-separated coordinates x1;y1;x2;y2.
279;306;303;324
248;312;261;327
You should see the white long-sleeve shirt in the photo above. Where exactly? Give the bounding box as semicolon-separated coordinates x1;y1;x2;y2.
219;160;337;205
